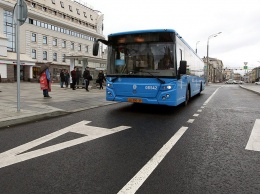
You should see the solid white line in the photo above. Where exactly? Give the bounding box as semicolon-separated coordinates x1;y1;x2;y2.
245;119;260;152
118;126;188;194
204;86;222;105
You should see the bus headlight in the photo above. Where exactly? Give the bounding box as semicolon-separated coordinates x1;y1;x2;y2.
162;85;172;90
107;83;112;87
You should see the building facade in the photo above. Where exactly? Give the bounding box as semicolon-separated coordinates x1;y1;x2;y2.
203;57;224;83
0;0;106;82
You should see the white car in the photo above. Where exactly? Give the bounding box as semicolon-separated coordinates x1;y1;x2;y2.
225;79;235;84
255;81;260;85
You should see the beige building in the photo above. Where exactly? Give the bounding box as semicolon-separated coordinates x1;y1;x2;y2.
0;0;106;82
203;57;223;83
223;68;234;80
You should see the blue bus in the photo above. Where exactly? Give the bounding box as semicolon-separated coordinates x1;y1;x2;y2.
93;29;205;106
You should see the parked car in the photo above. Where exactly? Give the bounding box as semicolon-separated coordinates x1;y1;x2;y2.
225;79;235;84
255;81;260;85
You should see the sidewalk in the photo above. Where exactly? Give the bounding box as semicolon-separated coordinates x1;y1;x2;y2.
239;84;260;95
0;83;259;129
0;82;116;128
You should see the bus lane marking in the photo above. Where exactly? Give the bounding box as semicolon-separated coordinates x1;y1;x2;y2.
0;121;131;169
245;119;260;152
118;126;188;194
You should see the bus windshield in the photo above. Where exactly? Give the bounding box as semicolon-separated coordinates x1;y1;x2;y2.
107;43;176;77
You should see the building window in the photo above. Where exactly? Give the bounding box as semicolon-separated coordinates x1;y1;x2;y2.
83;12;87;18
33;67;41;79
3;11;16;52
31;33;36;42
52;0;55;4
43;36;47;44
31;3;36;8
90;15;93;20
78;44;81;51
32;49;36;59
42;7;47;12
53;38;57;46
62;40;66;48
76;9;80;15
53;53;57;61
60;1;64;8
43;51;47;60
69;5;72;12
71;42;74;50
62;54;66;62
85;45;89;53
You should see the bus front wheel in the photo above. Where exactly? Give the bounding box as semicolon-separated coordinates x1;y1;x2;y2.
184;88;190;106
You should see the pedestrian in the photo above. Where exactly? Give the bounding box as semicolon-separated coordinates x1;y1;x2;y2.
71;67;77;90
60;69;65;88
83;66;91;91
97;70;106;89
76;68;81;88
64;70;70;88
39;64;52;98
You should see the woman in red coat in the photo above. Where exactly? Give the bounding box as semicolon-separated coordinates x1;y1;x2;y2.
39;64;52;98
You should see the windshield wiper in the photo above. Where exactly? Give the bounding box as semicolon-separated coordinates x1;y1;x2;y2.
141;70;165;84
111;76;120;82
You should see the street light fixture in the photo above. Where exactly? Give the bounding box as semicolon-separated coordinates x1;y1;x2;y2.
206;32;222;86
196;41;200;54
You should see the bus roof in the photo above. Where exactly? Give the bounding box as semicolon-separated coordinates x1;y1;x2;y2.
108;29;176;37
107;29;202;60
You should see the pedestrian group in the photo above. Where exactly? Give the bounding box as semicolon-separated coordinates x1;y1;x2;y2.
40;66;105;98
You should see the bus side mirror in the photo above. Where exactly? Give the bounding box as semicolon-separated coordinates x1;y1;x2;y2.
93;40;99;56
178;60;187;79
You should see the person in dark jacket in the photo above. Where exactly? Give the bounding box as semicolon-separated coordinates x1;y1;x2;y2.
97;70;106;89
60;69;65;88
83;67;91;91
64;70;70;88
71;67;77;90
76;68;81;88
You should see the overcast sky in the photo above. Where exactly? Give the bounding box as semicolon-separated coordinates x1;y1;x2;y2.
86;0;260;73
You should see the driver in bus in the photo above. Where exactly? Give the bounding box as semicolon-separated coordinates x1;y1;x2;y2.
158;58;173;69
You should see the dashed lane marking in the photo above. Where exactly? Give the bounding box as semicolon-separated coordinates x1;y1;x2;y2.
193;114;199;117
187;119;195;123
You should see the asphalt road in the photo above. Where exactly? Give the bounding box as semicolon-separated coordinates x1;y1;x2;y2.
0;85;259;194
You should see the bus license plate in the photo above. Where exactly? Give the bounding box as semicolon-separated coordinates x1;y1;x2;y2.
127;98;142;103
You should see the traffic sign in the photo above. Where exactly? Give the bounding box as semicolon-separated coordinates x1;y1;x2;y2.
13;0;28;26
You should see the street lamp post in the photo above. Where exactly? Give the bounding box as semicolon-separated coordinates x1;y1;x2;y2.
196;41;200;54
206;32;222;86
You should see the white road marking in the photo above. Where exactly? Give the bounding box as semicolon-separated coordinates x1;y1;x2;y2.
193;114;199;117
204;86;221;105
201;106;205;109
245;119;260;152
0;121;130;169
118;126;188;194
187;119;195;123
197;109;202;112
